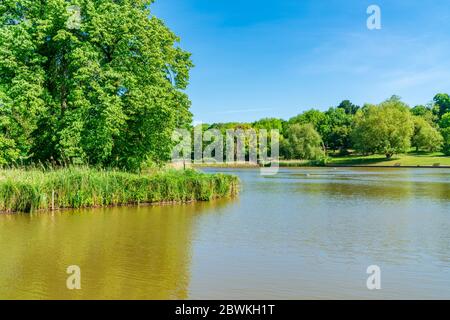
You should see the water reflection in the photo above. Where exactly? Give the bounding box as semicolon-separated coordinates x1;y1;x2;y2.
0;200;230;299
1;168;450;299
265;168;450;201
196;168;450;299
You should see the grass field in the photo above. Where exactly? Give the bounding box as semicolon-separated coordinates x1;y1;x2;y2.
275;152;450;167
328;152;450;167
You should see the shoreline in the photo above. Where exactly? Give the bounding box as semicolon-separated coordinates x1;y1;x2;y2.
194;153;450;169
193;163;450;169
0;197;235;215
325;164;450;169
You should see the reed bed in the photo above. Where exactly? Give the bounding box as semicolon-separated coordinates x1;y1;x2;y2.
0;167;239;213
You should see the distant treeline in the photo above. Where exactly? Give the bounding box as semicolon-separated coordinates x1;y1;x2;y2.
197;94;450;160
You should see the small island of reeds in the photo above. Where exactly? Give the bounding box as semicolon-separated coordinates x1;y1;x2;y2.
0;167;239;213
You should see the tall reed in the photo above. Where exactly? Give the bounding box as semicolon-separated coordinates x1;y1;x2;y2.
0;167;239;213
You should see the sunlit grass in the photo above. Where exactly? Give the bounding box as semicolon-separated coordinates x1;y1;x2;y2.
265;151;450;167
328;151;450;167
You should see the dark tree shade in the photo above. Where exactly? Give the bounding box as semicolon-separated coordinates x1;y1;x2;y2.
434;93;450;119
337;100;360;115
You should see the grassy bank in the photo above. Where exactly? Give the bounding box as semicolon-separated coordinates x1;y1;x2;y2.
192;162;259;168
327;152;450;167
267;152;450;168
0;168;239;213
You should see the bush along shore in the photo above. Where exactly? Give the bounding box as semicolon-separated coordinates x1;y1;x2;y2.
0;168;239;213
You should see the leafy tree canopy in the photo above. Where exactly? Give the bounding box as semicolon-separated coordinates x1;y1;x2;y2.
0;0;193;170
411;104;437;125
324;107;353;152
440;113;450;129
252;118;284;134
412;116;443;152
352;97;414;159
289;109;328;128
440;113;450;155
337;100;360;115
282;123;324;160
434;93;450;119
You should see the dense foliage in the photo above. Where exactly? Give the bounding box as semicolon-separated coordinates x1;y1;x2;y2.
351;97;414;159
200;94;450;160
412;116;443;152
1;2;448;165
440;113;450;155
0;0;192;170
281;123;324;160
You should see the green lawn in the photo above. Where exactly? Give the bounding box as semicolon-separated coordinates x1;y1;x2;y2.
328;152;450;167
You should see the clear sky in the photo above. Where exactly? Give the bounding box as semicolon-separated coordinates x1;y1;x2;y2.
152;0;450;123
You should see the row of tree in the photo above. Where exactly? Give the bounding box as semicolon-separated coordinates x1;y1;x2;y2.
2;2;449;169
201;94;450;160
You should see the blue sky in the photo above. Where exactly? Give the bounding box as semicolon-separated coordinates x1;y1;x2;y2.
152;0;450;123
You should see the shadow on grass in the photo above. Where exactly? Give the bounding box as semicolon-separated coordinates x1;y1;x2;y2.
406;151;448;158
329;156;396;166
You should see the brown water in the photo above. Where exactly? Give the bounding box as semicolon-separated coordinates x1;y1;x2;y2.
0;168;449;299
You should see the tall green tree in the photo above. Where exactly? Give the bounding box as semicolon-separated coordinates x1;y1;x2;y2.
0;0;193;170
411;116;443;152
281;123;324;160
433;93;450;119
411;104;437;124
337;100;360;115
352;97;414;159
440;113;450;155
324;107;353;153
288;109;330;148
289;109;328;129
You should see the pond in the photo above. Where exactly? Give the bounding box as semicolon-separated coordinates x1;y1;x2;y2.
0;167;449;299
